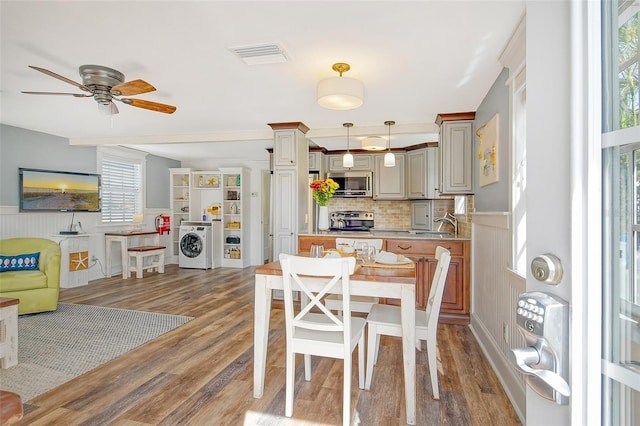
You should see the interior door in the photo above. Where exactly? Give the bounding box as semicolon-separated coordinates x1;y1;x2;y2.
262;170;272;264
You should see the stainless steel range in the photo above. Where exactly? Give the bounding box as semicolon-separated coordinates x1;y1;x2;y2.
330;211;374;232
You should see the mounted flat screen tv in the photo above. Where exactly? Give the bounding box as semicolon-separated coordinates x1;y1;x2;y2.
19;168;101;212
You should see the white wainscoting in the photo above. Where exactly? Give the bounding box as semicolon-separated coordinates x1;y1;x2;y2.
470;212;526;422
0;207;172;283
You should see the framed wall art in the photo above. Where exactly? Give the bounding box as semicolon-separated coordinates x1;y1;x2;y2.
476;113;499;187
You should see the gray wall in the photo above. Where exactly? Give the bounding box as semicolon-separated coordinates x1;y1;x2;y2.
146;154;179;208
473;67;510;212
0;124;179;208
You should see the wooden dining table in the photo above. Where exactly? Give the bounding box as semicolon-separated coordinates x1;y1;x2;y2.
253;258;418;425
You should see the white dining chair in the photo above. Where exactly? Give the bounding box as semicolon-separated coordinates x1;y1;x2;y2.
279;253;366;426
325;238;384;315
364;246;451;399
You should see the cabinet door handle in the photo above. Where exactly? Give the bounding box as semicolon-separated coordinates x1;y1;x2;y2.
397;245;412;251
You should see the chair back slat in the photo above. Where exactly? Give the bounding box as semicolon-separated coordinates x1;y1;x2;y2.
280;254;357;335
425;246;451;326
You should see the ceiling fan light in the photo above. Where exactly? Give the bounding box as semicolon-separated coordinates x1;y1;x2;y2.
343;152;354;168
361;136;386;151
98;101;118;115
384;151;396;167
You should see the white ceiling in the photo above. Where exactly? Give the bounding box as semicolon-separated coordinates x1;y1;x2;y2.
0;1;525;162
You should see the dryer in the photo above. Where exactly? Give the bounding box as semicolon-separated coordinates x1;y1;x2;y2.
179;222;212;269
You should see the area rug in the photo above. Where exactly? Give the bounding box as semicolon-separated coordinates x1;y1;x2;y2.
0;303;193;402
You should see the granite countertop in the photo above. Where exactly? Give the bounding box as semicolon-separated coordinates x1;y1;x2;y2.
299;230;470;241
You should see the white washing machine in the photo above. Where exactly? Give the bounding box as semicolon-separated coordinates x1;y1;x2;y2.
179;222;213;269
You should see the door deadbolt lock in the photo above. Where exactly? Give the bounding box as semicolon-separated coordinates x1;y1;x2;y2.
531;254;563;285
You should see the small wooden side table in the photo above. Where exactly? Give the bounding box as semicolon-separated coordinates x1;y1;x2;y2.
0;298;19;369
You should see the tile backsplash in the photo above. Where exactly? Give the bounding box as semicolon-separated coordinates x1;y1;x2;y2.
328;198;456;232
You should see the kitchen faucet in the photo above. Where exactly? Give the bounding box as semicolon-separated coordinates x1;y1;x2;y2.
434;212;458;236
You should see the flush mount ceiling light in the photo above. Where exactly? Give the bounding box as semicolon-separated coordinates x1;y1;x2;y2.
361;136;386;151
317;63;364;110
384;120;396;167
343;122;354;168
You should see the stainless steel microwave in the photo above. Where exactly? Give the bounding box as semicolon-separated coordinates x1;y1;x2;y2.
327;172;373;197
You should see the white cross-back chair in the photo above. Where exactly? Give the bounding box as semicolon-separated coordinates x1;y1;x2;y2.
325;238;384;315
364;246;451;399
279;253;366;426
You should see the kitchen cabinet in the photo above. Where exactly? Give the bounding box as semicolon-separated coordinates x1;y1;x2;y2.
308;152;321;171
411;200;433;230
220;168;249;267
169;168;191;262
328;154;372;172
373;153;406;200
407;149;428;199
426;146;444;199
439;120;473;194
408;147;443;199
297;235;470;324
274;130;298;167
385;238;469;322
270;123;310;259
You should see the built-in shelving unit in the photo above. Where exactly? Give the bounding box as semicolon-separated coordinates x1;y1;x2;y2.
191;171;222;221
220;167;249;268
169;168;191;262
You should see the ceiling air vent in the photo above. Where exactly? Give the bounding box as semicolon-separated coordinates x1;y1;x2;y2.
228;42;288;65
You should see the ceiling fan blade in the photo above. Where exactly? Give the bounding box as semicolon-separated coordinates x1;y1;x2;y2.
28;65;92;92
121;98;176;114
22;91;92;97
111;79;156;96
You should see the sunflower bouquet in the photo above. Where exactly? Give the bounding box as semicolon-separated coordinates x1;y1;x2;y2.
309;178;339;206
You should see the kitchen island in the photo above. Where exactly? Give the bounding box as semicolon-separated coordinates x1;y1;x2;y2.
299;232;470;324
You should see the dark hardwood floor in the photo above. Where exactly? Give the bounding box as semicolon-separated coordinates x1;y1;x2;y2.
15;264;521;425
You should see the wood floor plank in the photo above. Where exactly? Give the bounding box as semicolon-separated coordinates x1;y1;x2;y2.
12;264;520;425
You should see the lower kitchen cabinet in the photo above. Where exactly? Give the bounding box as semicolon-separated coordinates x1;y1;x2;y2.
379;238;469;324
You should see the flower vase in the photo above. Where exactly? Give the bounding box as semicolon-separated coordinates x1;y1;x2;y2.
318;205;330;231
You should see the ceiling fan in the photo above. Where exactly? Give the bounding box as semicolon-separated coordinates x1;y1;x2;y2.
22;65;177;115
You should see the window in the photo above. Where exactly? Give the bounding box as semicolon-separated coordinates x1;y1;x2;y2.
512;69;527;275
602;1;640;424
97;147;146;223
499;17;527;276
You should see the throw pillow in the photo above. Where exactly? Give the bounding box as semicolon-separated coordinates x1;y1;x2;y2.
0;252;40;272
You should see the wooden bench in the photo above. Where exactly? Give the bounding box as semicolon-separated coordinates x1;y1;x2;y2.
0;298;19;369
0;390;23;425
127;246;165;279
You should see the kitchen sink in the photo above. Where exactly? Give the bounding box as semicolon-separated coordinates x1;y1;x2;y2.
369;229;454;237
408;230;453;236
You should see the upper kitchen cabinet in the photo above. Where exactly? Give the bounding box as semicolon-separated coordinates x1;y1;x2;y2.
328;154;372;172
308;148;327;175
407;144;442;199
373;153;406;200
272;122;310;168
437;113;475;194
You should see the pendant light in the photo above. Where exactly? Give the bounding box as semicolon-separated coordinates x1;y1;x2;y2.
384;120;396;167
343;122;354;168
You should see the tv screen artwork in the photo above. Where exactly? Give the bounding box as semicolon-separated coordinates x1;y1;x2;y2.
19;168;101;212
